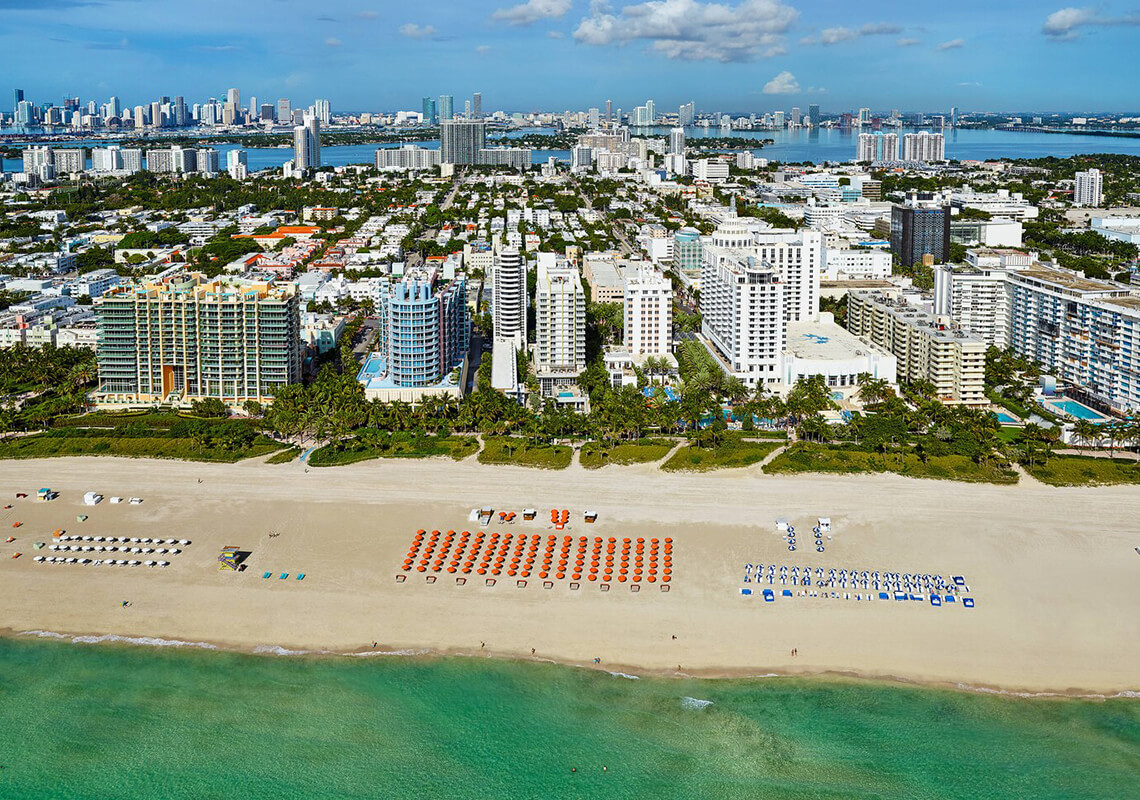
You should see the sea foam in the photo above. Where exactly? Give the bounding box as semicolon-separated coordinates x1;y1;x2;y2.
681;696;714;710
22;630;218;650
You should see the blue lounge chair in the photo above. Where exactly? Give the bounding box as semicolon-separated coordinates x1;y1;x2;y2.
953;576;966;586
894;591;906;601
930;595;942;607
944;595;956;603
740;588;752;596
763;589;775;602
263;572;272;579
280;573;288;579
297;574;305;581
782;589;792;597
878;592;890;600
963;597;975;608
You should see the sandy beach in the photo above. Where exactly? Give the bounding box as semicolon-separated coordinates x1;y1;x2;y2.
0;455;1138;695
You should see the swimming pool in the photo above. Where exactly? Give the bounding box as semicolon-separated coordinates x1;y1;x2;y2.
1043;398;1110;422
994;411;1020;425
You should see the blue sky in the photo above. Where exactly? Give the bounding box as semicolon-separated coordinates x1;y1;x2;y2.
3;0;1138;113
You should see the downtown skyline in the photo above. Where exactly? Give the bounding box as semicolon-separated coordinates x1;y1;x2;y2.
3;0;1139;113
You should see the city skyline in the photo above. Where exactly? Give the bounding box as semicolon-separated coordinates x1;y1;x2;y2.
3;1;1139;112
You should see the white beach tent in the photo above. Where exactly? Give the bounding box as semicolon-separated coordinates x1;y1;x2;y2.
818;518;832;533
82;492;103;506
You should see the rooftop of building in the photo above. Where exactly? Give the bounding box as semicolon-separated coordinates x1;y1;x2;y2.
102;273;295;302
785;315;891;361
1015;266;1126;295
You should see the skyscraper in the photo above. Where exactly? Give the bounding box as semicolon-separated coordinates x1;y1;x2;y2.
277;98;291;123
439;119;485;164
891;204;950;266
808;104;820;128
493;246;527;347
645;99;655;124
227;149;248;180
439;94;454;121
472;92;482;119
13;88;24;116
1074;169;1103;207
605;99;613;122
249;96;258;118
901;132;945;162
669;127;686;156
679;101;695;126
422;97;438;126
293;114;321;171
226;88;241;111
534;253;586;395
313;98;331;125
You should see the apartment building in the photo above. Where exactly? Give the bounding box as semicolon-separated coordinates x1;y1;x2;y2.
847;291;986;405
534;253;586;395
94;273;301;408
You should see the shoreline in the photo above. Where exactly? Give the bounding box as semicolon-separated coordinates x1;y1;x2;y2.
8;626;1139;701
2;456;1139;698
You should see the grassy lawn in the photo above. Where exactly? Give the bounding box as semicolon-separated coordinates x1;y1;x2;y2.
660;439;782;472
478;436;572;470
580;438;676;469
0;432;282;463
763;443;1019;484
1026;454;1140;487
265;446;301;464
308;434;479;467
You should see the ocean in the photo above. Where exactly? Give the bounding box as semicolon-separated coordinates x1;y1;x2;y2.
0;636;1136;798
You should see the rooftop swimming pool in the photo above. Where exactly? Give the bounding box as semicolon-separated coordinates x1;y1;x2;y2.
1043;398;1110;422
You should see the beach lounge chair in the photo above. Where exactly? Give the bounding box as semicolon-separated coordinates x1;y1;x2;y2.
740;588;752;596
763;589;774;602
963;598;975;608
782;589;792;598
263;572;272;579
944;595;955;603
930;595;942;607
280;573;288;579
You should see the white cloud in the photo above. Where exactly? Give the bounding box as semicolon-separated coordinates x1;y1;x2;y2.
1042;6;1140;39
548;29;565;38
476;44;492;53
358;10;379;20
935;38;965;51
325;37;342;47
762;70;800;94
804;22;902;46
573;0;798;62
399;23;438;39
896;36;920;47
493;0;572;25
957;81;983;87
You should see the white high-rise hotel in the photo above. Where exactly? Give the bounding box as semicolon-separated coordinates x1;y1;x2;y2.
700;221;824;386
623;266;672;356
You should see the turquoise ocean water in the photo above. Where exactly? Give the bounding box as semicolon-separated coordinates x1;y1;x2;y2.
0;637;1136;799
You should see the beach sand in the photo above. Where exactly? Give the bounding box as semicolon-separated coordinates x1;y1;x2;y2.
0;456;1138;694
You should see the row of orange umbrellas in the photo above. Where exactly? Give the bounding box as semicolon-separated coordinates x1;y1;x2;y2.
401;530;673;582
